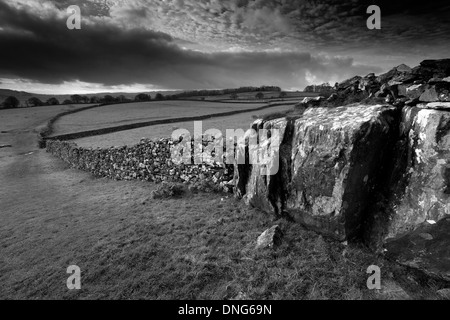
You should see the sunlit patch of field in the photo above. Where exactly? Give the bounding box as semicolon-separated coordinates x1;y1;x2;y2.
74;104;294;148
0;104;95;156
52;101;267;136
0;104;94;134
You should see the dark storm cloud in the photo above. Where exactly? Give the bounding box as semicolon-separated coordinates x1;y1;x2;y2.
0;1;382;90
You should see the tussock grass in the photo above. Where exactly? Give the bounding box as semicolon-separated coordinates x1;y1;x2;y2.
151;182;187;199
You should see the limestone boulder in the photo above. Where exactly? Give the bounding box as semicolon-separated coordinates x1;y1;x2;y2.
405;84;427;100
255;225;283;249
233;119;264;198
359;73;380;95
235;104;400;240
385;107;450;240
417;102;450;111
298;96;323;108
241;117;290;215
286;105;399;240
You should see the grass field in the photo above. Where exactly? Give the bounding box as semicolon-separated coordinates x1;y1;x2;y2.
74;104;295;148
52;101;268;136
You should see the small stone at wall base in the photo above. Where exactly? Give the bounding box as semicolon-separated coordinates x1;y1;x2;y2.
256;225;283;250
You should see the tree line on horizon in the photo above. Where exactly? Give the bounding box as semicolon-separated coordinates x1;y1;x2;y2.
0;92;167;109
169;86;281;100
0;85;283;109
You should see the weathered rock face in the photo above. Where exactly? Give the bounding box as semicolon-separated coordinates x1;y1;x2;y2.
242;117;290;214
233;119;262;199
418;102;450;111
235;104;400;241
385;107;450;240
286;105;398;240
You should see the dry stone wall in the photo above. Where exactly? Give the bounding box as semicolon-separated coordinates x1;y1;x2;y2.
46;137;235;192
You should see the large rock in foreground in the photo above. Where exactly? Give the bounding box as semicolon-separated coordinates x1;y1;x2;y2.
235;104;399;241
286;105;399;240
386;107;450;240
235;104;450;244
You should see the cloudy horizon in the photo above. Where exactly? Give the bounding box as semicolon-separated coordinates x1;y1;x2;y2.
1;0;450;94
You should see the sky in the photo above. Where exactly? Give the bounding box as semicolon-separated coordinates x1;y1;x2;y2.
0;0;449;94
